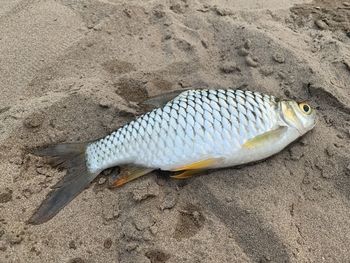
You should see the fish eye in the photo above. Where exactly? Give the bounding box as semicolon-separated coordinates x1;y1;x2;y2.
299;102;312;115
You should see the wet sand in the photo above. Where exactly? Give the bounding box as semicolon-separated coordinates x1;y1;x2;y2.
0;0;350;262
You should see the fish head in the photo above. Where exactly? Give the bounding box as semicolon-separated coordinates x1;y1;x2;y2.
278;100;316;135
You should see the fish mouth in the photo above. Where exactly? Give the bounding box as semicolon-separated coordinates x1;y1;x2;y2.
295;126;304;136
306;112;317;131
309;119;317;132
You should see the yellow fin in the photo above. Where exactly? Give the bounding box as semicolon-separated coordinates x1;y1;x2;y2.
111;166;154;187
171;169;204;180
243;126;287;149
172;158;223;171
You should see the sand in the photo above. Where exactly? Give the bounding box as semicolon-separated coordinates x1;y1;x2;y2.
0;0;350;262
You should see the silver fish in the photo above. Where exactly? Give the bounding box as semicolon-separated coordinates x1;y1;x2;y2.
29;89;316;224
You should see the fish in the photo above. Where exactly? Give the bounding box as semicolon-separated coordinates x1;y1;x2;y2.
28;89;316;224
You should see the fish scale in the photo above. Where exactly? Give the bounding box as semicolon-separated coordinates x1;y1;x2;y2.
85;89;278;173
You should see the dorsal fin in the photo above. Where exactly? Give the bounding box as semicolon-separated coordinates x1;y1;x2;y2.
142;89;187;108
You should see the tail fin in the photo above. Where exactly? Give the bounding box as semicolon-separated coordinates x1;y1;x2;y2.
28;142;99;225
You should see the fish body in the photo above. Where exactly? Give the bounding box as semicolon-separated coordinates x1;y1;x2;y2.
85;89;310;173
29;88;316;224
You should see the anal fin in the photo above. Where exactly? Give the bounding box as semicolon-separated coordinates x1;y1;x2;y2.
110;166;154;187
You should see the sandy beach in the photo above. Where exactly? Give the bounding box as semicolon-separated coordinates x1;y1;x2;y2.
0;0;350;262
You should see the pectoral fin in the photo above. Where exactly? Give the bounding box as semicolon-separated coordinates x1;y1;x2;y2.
143;89;187;107
110;166;154;187
243;126;287;149
172;157;223;171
